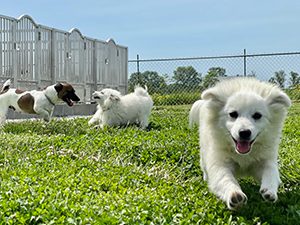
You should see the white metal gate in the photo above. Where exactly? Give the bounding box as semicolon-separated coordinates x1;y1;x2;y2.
0;14;128;101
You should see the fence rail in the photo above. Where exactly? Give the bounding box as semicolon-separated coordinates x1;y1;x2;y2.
0;14;128;102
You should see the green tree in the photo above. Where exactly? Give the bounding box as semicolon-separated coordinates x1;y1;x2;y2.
289;71;300;88
128;71;167;94
172;66;201;91
200;67;226;91
269;70;286;88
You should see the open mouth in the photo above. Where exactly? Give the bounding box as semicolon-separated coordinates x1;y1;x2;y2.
232;137;255;154
93;96;100;99
64;97;74;106
62;93;80;107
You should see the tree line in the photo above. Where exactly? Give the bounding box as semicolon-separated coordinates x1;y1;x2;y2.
128;66;300;94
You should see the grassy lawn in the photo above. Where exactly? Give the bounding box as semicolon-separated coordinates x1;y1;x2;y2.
0;103;299;224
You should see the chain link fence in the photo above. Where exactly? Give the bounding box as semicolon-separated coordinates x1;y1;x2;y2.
128;51;300;105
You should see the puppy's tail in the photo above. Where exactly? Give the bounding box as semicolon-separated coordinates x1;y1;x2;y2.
188;100;203;128
0;79;11;94
134;85;149;97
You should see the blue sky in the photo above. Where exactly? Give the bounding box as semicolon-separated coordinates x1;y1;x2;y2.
2;0;300;59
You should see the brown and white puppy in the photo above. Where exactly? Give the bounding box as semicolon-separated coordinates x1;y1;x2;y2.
0;79;80;124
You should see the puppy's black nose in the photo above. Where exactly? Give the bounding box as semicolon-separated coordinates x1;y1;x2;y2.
239;129;251;140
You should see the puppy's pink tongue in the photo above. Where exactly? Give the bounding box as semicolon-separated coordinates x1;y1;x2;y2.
67;100;74;106
236;141;251;154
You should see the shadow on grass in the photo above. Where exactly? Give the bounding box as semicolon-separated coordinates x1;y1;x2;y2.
233;182;300;225
2;119;163;135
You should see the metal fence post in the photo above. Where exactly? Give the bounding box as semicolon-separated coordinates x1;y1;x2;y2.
137;54;140;74
136;54;143;84
35;27;41;86
12;19;18;87
83;37;87;102
243;49;247;76
92;40;97;92
50;29;55;83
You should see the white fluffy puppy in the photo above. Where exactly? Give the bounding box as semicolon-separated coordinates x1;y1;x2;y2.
92;86;153;129
88;88;121;126
198;77;291;210
188;100;204;128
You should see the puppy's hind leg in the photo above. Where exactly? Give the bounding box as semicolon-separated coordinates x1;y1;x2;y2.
139;115;149;129
0;106;9;126
0;114;7;126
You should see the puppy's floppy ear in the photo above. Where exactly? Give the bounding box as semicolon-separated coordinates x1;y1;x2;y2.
266;88;291;109
201;87;224;106
109;94;120;101
54;83;63;92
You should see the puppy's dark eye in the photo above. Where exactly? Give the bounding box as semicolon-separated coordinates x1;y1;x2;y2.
252;112;262;120
229;111;238;119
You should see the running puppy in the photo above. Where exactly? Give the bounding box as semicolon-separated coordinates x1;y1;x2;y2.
92;86;153;129
198;77;291;210
88;88;122;126
0;79;80;124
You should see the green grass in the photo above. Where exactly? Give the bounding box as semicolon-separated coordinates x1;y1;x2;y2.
0;104;299;224
152;92;200;105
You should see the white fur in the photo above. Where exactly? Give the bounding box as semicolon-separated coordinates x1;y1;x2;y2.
188;100;204;128
1;79;11;92
198;77;291;210
91;86;153;129
88;88;122;126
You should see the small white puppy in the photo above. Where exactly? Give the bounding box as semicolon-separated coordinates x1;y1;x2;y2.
91;86;153;129
88;88;122;126
188;100;204;128
198;77;291;210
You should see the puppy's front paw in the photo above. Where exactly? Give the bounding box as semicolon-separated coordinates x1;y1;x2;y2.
260;188;278;202
227;191;247;210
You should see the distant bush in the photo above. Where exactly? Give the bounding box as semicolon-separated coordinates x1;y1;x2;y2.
285;85;300;101
152;92;200;105
151;86;300;106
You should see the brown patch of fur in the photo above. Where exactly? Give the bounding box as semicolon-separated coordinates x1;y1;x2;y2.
17;93;36;114
57;83;74;99
15;89;25;94
54;82;80;106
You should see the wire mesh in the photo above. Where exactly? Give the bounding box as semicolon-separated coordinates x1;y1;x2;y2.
128;52;300;105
